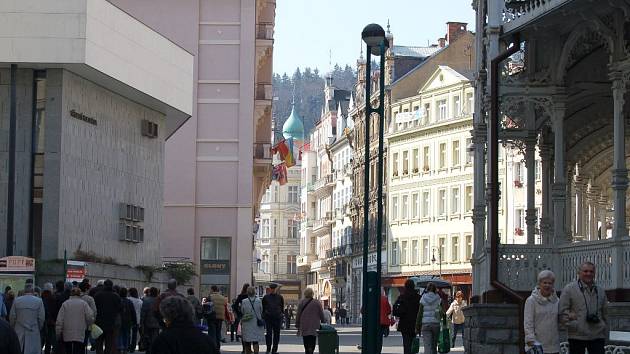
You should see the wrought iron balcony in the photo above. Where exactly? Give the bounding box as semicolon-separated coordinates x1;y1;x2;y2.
501;0;572;33
312;173;334;192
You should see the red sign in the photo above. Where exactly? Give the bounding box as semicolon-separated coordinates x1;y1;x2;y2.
66;261;87;282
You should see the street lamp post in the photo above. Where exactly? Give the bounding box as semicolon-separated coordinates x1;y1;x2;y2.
431;247;442;278
360;23;389;354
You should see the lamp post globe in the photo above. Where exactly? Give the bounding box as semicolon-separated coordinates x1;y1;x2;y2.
361;23;389;56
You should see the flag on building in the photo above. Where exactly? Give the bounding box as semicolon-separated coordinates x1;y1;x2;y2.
272;138;295;167
272;163;288;185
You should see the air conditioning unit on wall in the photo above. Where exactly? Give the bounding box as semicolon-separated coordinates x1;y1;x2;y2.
141;119;158;138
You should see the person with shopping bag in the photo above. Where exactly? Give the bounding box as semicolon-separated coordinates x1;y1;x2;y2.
415;282;443;354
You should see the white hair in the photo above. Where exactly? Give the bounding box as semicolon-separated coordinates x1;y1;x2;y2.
537;270;556;283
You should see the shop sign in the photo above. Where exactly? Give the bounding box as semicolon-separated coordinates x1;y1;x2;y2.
66;260;88;282
283;293;299;302
0;256;35;272
352;251;386;269
201;260;230;275
70;110;97;126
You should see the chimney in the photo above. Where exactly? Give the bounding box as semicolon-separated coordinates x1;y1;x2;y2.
446;22;467;44
438;38;446;48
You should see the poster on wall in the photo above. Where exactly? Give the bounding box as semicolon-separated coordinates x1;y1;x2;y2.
66;260;88;283
0;256;35;293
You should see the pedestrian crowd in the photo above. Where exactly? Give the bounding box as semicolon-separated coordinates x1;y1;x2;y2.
0;261;610;354
0;278;218;354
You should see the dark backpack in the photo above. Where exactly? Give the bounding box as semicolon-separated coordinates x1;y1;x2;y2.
392;297;406;318
202;299;216;321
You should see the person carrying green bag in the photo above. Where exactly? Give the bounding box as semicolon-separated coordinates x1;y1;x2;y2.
415;283;442;354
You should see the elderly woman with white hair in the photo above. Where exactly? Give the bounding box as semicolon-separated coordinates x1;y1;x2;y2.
524;270;560;354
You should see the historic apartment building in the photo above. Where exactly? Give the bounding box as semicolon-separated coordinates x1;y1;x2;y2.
297;75;350;308
348;22;471;321
253;107;304;305
112;0;276;297
386;66;478;298
0;0;193;287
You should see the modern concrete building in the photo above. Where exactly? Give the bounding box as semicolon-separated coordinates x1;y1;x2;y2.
112;0;276;297
253;106;303;305
0;0;193;283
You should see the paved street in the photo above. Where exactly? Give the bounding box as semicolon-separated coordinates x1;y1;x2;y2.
220;326;465;354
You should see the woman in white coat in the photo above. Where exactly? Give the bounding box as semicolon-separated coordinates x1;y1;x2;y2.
240;286;266;354
524;270;561;354
9;284;45;354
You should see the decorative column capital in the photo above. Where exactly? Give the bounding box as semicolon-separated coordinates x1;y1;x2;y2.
472;123;487;143
611;168;629;190
552;183;567;200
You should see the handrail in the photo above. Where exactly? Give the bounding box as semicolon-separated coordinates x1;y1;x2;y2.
489;33;525;354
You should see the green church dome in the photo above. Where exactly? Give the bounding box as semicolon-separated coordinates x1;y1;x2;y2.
282;104;304;141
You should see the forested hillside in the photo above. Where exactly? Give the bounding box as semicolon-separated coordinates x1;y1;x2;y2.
273;64;357;138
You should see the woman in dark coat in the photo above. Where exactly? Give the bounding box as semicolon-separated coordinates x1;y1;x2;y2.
393;279;421;354
150;296;216;354
140;287;160;354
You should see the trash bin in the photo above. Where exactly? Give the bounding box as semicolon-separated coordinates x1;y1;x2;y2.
317;324;339;354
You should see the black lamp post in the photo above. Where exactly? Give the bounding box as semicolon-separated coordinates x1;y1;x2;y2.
431;247;442;278
360;23;388;354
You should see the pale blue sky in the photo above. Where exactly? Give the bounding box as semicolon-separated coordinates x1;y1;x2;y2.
273;0;476;75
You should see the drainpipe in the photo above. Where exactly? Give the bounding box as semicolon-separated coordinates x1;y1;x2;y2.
489;33;525;354
6;64;17;256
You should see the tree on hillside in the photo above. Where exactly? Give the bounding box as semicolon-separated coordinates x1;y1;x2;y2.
272;64;357;138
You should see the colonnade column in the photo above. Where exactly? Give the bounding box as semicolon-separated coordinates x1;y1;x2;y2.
525;135;537;245
599;195;608;240
539;131;552;244
552;97;567;244
566;166;574;242
611;72;628;239
473;122;487;255
587;185;600;241
574;175;585;240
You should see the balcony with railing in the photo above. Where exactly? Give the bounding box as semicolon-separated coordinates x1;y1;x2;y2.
313;173;334;193
326;245;352;259
393;109;472;134
325;211;334;225
313;218;327;231
297;254;316;268
495;238;630;291
501;0;572;33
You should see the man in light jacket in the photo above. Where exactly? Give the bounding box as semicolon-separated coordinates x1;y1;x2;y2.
56;287;95;354
559;261;609;354
9;284;45;354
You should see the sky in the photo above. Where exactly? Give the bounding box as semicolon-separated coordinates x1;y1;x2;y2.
273;0;476;76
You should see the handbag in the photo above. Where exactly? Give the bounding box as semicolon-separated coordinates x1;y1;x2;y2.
249;298;265;327
411;336;420;354
437;309;451;353
526;344;544;354
90;323;103;340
